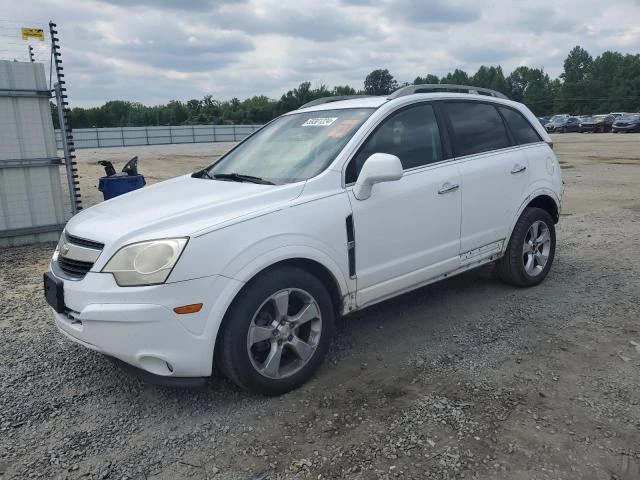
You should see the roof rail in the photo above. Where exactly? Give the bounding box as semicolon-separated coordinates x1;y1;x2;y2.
388;84;509;100
299;95;373;109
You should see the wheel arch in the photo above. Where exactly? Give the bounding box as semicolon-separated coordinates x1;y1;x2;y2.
502;190;561;256
526;194;559;223
211;256;347;374
241;257;345;317
210;248;350;349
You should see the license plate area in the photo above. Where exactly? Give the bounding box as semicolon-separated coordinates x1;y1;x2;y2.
43;272;65;313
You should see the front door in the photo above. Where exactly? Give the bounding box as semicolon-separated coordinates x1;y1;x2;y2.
345;103;462;308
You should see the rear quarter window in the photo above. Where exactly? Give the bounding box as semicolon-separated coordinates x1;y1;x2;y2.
498;107;542;145
444;102;510;157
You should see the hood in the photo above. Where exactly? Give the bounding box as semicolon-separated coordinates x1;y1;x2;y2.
65;174;304;246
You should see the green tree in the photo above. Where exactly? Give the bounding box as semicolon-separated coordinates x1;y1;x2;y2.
558;46;593;113
364;69;398;95
440;69;470;85
413;74;440;85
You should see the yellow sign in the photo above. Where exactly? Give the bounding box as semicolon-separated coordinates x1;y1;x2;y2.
21;27;45;42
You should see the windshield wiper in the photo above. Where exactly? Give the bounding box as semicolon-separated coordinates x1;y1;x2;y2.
212;173;274;185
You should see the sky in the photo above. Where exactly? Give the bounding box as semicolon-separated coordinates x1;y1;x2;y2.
1;0;639;107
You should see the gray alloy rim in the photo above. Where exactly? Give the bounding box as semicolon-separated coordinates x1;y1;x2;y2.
522;220;551;276
246;288;322;379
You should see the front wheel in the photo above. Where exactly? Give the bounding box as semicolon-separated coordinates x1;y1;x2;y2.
216;266;335;395
497;207;556;287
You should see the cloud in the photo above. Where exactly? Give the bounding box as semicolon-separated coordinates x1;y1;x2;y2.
211;2;377;42
93;0;246;10
386;0;479;24
0;0;638;106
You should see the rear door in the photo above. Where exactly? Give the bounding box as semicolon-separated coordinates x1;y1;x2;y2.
443;101;530;257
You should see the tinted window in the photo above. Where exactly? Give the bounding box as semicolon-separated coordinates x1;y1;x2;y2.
499;107;541;145
346;104;443;183
445;102;510;156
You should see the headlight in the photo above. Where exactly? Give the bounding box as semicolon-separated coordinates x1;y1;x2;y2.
102;238;188;286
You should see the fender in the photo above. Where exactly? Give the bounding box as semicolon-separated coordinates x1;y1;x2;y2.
224;239;352;297
501;186;562;255
199;242;353;369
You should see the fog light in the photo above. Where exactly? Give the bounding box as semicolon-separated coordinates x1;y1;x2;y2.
173;303;203;314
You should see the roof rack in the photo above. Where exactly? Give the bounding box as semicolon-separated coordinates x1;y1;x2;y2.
388;84;509;100
299;95;374;109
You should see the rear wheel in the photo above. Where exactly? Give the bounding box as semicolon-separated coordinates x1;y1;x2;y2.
497;207;556;287
216;266;335;395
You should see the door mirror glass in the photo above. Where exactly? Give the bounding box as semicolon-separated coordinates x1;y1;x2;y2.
353;153;403;200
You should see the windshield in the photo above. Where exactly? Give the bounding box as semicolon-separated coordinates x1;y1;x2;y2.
619;114;640;121
207;108;374;185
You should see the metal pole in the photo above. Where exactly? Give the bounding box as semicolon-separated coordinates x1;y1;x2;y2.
54;83;78;215
120;126;125;147
192;125;195;143
95;128;100;148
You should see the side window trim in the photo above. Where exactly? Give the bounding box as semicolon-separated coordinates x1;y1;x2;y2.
432;101;454;160
343;101;450;185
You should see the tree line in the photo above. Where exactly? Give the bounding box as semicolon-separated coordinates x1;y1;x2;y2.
55;46;640;129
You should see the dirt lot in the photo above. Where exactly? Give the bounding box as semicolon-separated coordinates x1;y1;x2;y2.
1;134;639;479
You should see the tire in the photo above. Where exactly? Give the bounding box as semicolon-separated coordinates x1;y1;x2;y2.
496;207;556;287
215;265;335;395
562;127;567;133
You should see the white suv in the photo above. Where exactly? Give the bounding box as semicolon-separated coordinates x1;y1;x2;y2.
44;85;563;395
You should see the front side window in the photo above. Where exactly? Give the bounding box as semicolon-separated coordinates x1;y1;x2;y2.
207;108;374;185
346;104;443;183
444;102;510;157
499;107;541;145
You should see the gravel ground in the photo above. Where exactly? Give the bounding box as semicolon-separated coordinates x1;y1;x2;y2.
1;134;640;479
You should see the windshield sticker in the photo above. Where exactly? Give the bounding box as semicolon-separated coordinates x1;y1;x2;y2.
328;119;359;138
302;117;337;127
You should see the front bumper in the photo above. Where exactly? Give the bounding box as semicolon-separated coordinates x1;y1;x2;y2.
50;270;242;378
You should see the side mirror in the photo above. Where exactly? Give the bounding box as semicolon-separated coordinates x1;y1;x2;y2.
353;153;403;200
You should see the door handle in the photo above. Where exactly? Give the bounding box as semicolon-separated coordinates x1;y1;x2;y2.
511;164;527;174
438;183;460;194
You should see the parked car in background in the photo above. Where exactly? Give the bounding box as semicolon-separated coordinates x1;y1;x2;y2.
609;112;626;118
612;113;640;133
537;116;551;126
546;116;580;133
580;114;615;133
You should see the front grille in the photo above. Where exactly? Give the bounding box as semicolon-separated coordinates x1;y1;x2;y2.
65;233;104;250
58;257;94;277
54;232;103;280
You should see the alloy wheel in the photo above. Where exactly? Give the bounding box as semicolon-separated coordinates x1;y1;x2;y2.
246;288;322;379
522;220;551;276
